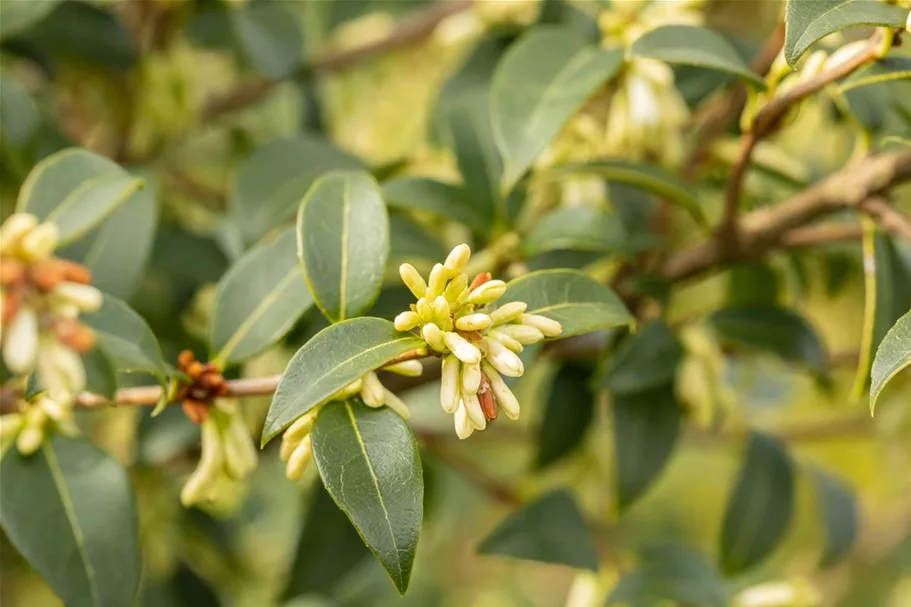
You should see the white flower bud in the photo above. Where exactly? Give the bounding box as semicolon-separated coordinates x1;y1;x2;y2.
1;413;24;441
52;282;103;313
416;298;434;325
385;359;423;377
280;435;300;462
3;306;39;374
422;322;448;352
399;263;427;298
37;395;69;422
51;302;81;319
382;389;411;420
427;263;447;298
332;379;363;401
444;273;468;302
489;301;527;325
461;386;487;430
455;313;491;332
285;436;312;481
490;329;523;353
440;355;461;413
497;324;545;345
361;372;386;407
484;337;524;377
0;213;38;253
222;413;257;480
17;424;44;455
19;222;59;261
519;313;563;337
284;409;319;442
394;311;421;332
461;362;481;393
431;296;452;330
36;339;86;401
454;402;474;440
483;363;520;420
181;419;224;506
444;244;471;275
466;280;507;304
443;331;481;365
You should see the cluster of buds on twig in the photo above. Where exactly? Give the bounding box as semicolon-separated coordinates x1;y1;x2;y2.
395;244;562;439
0;393;77;456
176;350;228;423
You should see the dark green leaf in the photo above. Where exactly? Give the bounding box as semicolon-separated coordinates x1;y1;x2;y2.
477;489;598;570
726;262;781;307
311;402;423;594
613;384;682;512
811;468;858;568
83;294;169;380
0;73;40;145
382;177;486;232
599;322;684;396
0;435;140;607
524;206;624;256
297;171;388;322
231;137;363;246
0;0;61;41
491;27;624;193
389;214;446;261
720;432;795;574
261;317;424;444
629;25;764;87
870;309;911;413
210;226;312;365
231;2;303;79
448;90;501;223
82;346;117;399
871;234;911;371
500;269;634;338
536;364;596;469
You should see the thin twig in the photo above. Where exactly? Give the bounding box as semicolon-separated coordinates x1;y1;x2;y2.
859;197;911;241
779;222;863;248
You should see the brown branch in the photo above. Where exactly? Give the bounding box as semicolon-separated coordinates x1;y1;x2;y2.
859;197;911;241
779;222;863;248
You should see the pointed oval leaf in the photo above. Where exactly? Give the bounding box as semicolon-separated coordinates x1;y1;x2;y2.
499;269;634;338
231;1;302;79
811;468;858;568
784;0;908;67
382;177;486;232
536;364;596;469
210;226;313;365
311;402;423;594
82;346;117;399
720;432;795;574
83;295;169;380
261;317;424;444
491;27;624;193
870;309;911;413
0;73;40;145
613;384;682;512
448;90;501;223
297;171;389;323
600;321;684;396
478;489;598;570
0;435;140;607
524;206;625;255
17;148;145;246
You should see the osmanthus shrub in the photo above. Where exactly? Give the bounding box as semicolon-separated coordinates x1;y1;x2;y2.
1;0;911;605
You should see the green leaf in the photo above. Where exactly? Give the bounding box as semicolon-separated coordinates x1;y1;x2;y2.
0;435;140;607
784;0;909;67
261;317;424;444
726;262;781;307
499;269;634;338
210;226;312;365
448;90;501;223
311;402;423;594
524;206;624;256
491;27;624;193
0;0;61;40
811;468;858;568
83;295;169;381
231;137;363;246
629;25;764;87
840;56;911;92
720;432;795;574
297;171;389;323
599;322;684;396
389;214;446;261
543;160;708;229
536;364;596;469
708;305;828;375
0;73;40;145
870;309;911;413
17;148;145;247
382;177;486;232
613;384;682;512
477;489;598;570
82;346;117;399
231;2;302;79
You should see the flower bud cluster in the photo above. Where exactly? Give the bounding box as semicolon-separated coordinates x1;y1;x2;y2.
0;393;77;456
180;400;258;507
176;350;229;423
1;213;102;410
395;244;562;439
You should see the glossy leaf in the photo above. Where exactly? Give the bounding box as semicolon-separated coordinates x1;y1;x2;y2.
524;206;624;255
613;384;682;512
720;432;795;574
0;435;140;607
599;322;684;396
311;402;423;594
82;346;117;399
536;364;596;469
477;489;598;570
629;25;764;87
448;90;501;222
18;148;145;246
784;0;909;66
0;73;40;145
870;309;911;413
811;468;858;568
491;27;624;193
231;2;302;79
231;137;363;245
382;177;486;232
297;171;389;323
210;226;312;365
83;294;169;380
0;0;61;40
261;317;424;444
389;214;446;261
499;269;634;338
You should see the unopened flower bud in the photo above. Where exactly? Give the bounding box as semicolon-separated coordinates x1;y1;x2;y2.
461;362;481;393
461;386;486;430
331;379;363;401
484;337;524;377
427;263;447;298
3;306;38;374
454;402;474;440
489;329;523;353
489;301;527;325
469;272;492;291
443;331;482;364
222;413;257;480
37;395;68;422
440;355;461;413
17;424;44;455
394;311;420;331
385;360;423;377
399;263;427;298
431;296;452;329
19;222;59;261
497;324;545;345
483;363;520;420
455;313;491;331
36;339;86;400
444;244;471;276
0;413;24;441
0;213;38;253
444;273;468;302
181;419;224;506
361;372;386;408
382;389;411;420
52;282;103;313
416;298;434;324
422;322;448;352
519;313;563;337
280;435;300;461
466;280;507;304
286;436;313;481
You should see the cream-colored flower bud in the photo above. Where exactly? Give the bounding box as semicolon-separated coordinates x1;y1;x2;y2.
422;322;448;352
454;402;474;440
3;306;39;374
483;363;520;420
37;394;68;422
332;379;363;401
466;280;507;304
0;413;24;441
518;313;563;337
455;313;491;331
431;296;452;329
440;355;461;413
461;362;481;393
17;424;45;455
19;222;59;261
399;263;427;298
489;301;527;325
443;331;482;364
37;339;86;400
484;337;524;377
0;213;38;253
285;436;313;481
280;435;300;461
461;386;486;430
361;372;386;408
416;298;435;325
394;311;421;332
444;244;471;276
181;419;224;506
427;263;447;298
223;414;257;480
385;359;423;377
497;324;545;345
284;409;319;442
489;329;523;354
52;282;103;313
382;389;411;420
444;273;468;303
